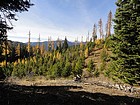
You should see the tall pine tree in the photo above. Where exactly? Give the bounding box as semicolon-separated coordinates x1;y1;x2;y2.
62;37;68;51
92;24;97;42
111;0;140;84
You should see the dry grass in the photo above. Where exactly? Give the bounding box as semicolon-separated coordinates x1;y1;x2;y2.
5;76;139;98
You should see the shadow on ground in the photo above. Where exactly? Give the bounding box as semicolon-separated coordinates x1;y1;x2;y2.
0;82;140;105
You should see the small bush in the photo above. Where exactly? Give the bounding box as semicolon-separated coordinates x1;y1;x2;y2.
93;69;100;77
104;37;112;49
0;67;6;80
95;39;104;49
100;48;108;62
62;62;71;77
87;59;95;73
100;61;106;71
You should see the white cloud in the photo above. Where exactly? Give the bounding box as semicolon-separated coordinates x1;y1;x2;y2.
7;22;90;43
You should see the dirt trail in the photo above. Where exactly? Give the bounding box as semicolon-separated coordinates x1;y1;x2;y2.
1;77;140;105
5;77;140;98
1;81;140;105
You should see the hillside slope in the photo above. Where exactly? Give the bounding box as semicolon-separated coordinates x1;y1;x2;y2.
85;47;103;69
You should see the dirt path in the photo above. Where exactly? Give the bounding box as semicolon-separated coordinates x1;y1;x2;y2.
5;77;140;98
1;76;140;105
0;80;140;105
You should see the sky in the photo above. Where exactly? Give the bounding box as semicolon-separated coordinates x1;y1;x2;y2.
7;0;117;42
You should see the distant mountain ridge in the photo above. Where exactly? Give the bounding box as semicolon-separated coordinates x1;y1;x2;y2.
30;40;76;47
8;40;86;50
29;40;84;50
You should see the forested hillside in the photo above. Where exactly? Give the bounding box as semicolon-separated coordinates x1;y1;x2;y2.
0;0;140;105
0;0;140;86
0;36;95;79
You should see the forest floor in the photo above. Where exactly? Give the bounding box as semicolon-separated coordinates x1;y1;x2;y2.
5;76;140;97
0;76;140;105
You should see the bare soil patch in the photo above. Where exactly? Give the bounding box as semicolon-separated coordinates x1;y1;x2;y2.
0;76;139;105
0;80;140;105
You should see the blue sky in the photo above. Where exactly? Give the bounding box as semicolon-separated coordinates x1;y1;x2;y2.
8;0;117;42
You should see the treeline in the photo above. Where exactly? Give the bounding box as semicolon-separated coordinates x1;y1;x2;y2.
0;41;30;63
0;37;95;79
